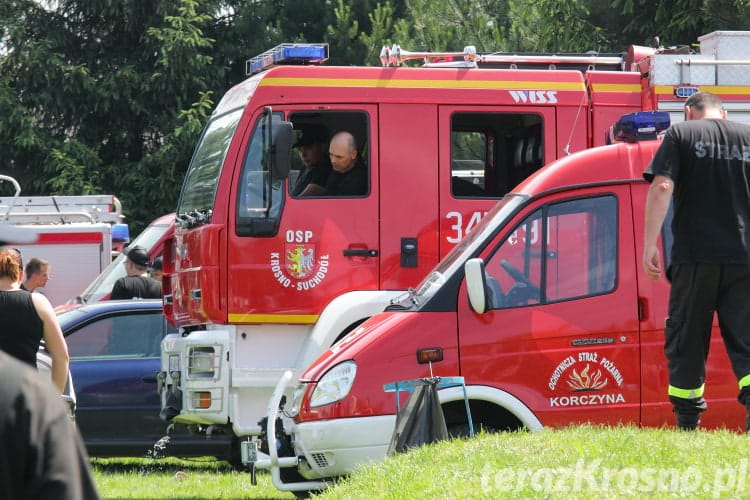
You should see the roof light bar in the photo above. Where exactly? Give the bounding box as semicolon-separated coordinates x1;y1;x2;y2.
246;43;329;76
606;111;670;144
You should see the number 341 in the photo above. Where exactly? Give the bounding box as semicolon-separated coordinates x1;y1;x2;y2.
445;211;485;244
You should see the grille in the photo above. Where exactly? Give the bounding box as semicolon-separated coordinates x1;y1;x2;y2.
311;452;329;468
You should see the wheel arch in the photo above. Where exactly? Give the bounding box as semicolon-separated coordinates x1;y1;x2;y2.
438;385;543;432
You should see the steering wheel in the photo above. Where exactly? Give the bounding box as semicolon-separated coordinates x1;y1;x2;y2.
500;259;540;297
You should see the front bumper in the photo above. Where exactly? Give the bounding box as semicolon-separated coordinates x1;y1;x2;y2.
251;370;396;493
292;414;395;479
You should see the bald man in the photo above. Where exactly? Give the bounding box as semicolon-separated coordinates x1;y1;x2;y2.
324;131;367;196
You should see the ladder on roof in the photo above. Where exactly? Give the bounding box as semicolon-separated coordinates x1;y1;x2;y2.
379;44;625;71
0;175;122;224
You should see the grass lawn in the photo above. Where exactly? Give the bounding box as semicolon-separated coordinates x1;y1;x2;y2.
90;456;293;499
91;425;749;499
320;425;749;499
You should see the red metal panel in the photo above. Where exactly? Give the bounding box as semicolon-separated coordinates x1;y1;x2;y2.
36;232;103;244
378;103;440;289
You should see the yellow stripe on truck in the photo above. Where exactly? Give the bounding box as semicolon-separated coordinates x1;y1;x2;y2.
228;313;319;324
261;77;585;91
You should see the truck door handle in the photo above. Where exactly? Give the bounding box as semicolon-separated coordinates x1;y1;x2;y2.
343;248;379;257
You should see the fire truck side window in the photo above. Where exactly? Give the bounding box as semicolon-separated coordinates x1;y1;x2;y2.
451;112;543;198
236;112;285;235
287;110;370;198
484;195;617;308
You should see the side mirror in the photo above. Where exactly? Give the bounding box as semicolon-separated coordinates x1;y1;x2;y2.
465;258;489;314
271;121;293;180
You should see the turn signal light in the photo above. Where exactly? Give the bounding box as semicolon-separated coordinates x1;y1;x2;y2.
417;347;444;364
192;391;212;409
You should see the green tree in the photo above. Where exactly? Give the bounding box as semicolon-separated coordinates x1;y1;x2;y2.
353;0;509;69
2;0;748;233
390;0;507;52
507;0;609;52
0;0;217;232
609;0;750;48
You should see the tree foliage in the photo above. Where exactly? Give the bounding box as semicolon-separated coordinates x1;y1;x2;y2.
610;0;750;48
0;0;219;232
1;0;749;231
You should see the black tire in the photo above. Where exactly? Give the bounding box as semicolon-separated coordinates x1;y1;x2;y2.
280;466;310;485
292;490;314;499
227;436;245;471
447;423;496;438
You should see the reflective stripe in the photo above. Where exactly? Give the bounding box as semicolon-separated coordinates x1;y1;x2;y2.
739;374;750;389
668;384;705;399
228;313;319;324
261;77;585;92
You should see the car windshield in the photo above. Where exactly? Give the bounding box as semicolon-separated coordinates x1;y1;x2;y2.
413;194;527;302
75;223;171;303
56;305;88;331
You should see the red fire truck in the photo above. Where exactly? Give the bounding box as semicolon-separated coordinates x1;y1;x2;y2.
260;122;745;494
158;30;750;455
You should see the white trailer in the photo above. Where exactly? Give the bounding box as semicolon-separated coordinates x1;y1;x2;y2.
0;175;124;306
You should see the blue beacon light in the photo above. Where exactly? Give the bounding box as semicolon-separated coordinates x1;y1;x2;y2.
246;43;329;76
606;111;671;144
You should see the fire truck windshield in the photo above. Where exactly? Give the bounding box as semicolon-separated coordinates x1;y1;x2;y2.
177;108;243;216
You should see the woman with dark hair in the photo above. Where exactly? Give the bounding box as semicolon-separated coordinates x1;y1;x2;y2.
0;247;69;393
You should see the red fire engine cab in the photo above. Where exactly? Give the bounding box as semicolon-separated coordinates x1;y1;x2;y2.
159;30;750;453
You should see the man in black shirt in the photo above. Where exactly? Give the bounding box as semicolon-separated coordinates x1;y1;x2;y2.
21;257;50;292
291;125;332;197
110;244;161;300
643;91;750;430
0;350;100;499
325;131;367;196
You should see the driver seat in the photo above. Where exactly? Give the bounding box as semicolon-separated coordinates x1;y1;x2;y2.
486;276;505;308
505;282;539;306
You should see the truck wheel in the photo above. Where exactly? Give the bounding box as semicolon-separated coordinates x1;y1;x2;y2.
280;467;310;486
447;423;496;438
228;436;245;471
292;489;320;499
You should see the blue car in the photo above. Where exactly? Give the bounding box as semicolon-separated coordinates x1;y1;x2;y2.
58;300;235;461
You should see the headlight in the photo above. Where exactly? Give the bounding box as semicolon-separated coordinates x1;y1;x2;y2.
309;361;357;408
288;383;306;417
188;346;216;378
